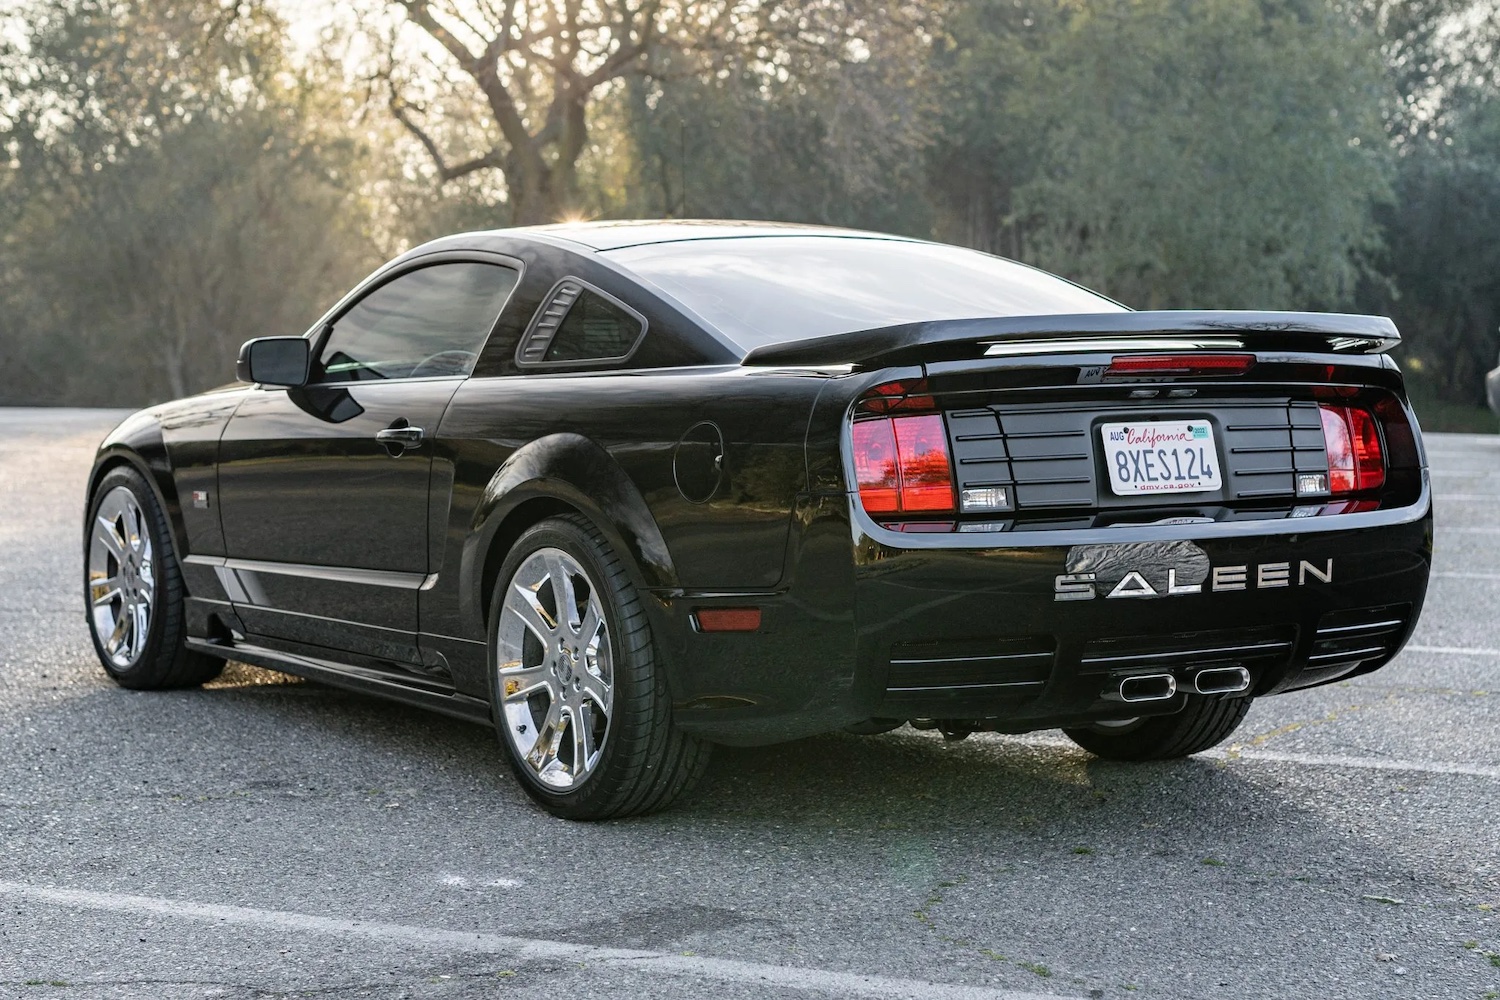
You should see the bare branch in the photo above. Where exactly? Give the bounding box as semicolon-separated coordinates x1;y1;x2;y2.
387;82;504;183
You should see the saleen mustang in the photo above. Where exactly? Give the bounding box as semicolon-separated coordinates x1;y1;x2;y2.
83;221;1432;819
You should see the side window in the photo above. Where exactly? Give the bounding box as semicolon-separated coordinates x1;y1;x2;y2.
517;280;647;368
316;262;519;383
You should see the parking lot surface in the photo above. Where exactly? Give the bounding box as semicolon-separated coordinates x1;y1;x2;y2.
1;407;1497;1000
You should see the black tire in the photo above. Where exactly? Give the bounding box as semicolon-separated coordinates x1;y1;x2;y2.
487;514;710;820
1063;696;1252;761
84;466;224;690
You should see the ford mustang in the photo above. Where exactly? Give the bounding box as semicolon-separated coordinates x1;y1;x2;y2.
82;221;1432;819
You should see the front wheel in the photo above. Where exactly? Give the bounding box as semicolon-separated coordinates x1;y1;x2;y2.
1063;696;1252;761
84;466;224;689
488;514;709;820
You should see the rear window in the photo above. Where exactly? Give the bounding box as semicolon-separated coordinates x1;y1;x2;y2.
607;236;1125;350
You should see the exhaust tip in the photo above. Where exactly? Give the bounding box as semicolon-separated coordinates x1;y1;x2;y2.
1192;666;1252;695
1115;673;1177;703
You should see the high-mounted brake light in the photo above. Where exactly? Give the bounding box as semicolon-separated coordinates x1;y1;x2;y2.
851;384;956;514
1106;354;1255;377
1318;404;1385;494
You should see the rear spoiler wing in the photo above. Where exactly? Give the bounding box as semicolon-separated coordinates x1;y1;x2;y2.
739;310;1400;367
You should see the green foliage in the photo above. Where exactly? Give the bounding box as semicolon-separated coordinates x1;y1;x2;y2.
0;0;378;405
610;2;940;235
0;0;1497;410
1368;97;1500;406
936;0;1392;310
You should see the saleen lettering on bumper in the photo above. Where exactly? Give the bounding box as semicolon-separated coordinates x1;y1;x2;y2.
1055;558;1333;601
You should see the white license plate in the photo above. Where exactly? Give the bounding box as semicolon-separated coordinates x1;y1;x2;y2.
1101;420;1222;496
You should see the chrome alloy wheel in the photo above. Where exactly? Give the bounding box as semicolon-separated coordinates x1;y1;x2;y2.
88;486;155;669
496;548;614;790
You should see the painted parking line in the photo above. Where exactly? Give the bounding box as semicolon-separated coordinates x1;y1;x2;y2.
1405;644;1500;657
1440;527;1500;534
1431;571;1500;581
1434;494;1500;501
1206;748;1500;779
987;736;1500;781
0;881;1080;1000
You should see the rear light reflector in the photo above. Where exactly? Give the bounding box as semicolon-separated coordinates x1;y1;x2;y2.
694;608;762;632
1319;404;1385;494
852;412;956;515
1106;353;1255;377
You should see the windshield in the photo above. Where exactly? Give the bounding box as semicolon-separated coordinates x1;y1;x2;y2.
607;236;1125;350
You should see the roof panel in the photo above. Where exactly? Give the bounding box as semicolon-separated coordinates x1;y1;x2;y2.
510;219;919;251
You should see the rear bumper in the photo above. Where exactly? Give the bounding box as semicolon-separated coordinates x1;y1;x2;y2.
663;488;1432;745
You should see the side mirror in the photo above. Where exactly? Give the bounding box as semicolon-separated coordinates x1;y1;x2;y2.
237;337;311;387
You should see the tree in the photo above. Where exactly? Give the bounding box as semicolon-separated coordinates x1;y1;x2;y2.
933;0;1392;310
1367;95;1500;404
616;10;937;231
379;0;929;224
0;0;378;405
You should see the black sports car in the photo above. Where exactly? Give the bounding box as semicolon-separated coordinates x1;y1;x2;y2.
84;221;1432;819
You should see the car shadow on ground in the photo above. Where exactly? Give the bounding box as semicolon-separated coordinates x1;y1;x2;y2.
188;663;1315;852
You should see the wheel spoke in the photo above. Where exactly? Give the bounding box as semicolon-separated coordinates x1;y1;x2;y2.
578;603;603;650
95;516;127;560
506;583;556;644
578;668;611;713
526;698;567;777
571;706;595;776
106;605;130;656
499;665;552;703
546;553;580;632
130;600;149;658
124;505;143;552
89;577;122;606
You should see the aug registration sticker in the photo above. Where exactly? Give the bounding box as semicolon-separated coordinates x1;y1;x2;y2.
1101;420;1222;496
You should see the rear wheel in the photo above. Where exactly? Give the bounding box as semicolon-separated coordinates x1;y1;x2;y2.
1063;696;1252;761
85;466;224;689
489;514;709;820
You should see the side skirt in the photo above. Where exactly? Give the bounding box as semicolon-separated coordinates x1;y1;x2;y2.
186;637;494;727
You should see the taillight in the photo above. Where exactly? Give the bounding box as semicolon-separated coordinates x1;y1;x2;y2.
1319;404;1385;494
851;419;901;512
891;415;955;511
851;389;956;514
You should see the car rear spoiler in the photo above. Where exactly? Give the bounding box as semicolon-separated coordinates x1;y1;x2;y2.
739;310;1400;368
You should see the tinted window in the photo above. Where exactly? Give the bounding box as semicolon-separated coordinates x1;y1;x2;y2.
607;237;1125;350
543;289;643;363
316;262;519;382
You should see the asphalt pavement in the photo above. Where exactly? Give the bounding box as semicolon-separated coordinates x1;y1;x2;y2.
1;407;1497;1000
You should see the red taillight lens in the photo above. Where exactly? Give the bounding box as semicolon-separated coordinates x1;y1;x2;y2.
858;378;937;414
892;414;956;511
851;413;956;514
1106;354;1255;377
1319;404;1385;494
1347;407;1385;491
852;418;901;512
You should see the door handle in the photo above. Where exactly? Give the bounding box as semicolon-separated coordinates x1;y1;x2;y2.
375;424;424;450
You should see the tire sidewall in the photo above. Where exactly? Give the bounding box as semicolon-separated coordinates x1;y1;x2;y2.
486;517;648;817
85;466;172;683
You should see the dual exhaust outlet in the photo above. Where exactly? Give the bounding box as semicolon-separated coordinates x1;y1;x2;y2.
1106;666;1251;703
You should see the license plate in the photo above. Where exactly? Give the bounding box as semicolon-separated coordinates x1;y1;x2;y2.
1101;420;1222;495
